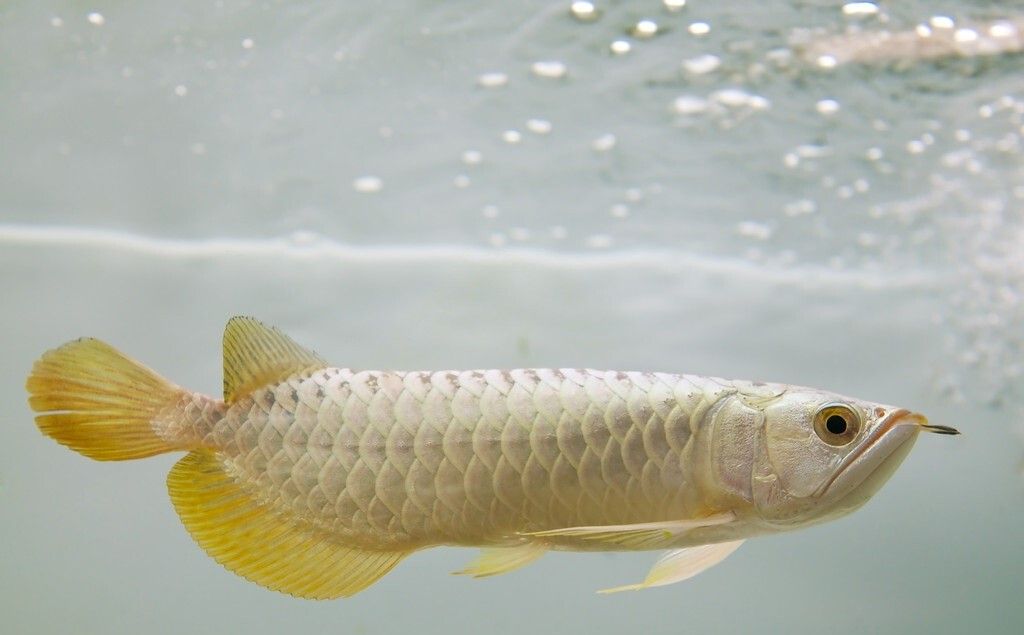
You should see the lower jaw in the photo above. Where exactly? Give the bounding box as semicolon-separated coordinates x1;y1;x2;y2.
823;430;920;519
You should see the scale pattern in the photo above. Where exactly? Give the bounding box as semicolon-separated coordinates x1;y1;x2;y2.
205;367;737;549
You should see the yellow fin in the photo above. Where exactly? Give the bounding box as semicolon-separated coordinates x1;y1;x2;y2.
26;338;185;461
222;316;327;403
454;542;547;578
598;540;745;594
523;513;735;550
167;451;407;599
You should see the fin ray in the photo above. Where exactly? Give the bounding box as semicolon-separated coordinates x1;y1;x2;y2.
222;317;328;403
168;451;408;599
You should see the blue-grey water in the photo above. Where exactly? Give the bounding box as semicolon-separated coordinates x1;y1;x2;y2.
2;2;1022;633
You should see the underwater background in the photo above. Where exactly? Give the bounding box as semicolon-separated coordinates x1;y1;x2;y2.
1;1;1022;633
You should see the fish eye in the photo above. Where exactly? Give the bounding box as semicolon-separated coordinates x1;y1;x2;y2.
813;403;861;446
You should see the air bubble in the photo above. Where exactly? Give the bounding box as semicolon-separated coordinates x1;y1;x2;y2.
502;130;523;144
610;40;632;55
906;140;926;154
673;95;709;115
87;12;105;26
989;22;1016;38
816;99;840;115
784;199;817;216
736;221;772;240
477;72;509;88
954;28;979;43
842;3;879;17
624;188;644;202
633;20;658;39
353;176;383;193
816;55;838;69
682;54;721;74
570;1;598;22
591;133;617;151
526;118;552;134
531;61;567;79
688;22;710;36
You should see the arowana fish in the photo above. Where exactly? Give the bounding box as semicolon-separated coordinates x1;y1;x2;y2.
26;317;958;598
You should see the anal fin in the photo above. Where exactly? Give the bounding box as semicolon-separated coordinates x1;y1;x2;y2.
598;540;745;594
523;512;735;550
168;451;408;599
454;542;547;578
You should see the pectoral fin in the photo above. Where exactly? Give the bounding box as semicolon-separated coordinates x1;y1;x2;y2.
523;512;735;549
454;542;547;577
598;540;745;594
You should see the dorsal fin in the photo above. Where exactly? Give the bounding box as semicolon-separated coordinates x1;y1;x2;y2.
222;316;328;403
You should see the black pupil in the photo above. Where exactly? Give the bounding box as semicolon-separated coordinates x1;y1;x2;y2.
826;414;848;435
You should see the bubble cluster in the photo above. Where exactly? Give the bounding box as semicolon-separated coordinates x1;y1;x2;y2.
797;15;1024;66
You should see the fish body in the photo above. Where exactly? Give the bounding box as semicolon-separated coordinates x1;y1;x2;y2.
26;317;957;598
206;367;752;550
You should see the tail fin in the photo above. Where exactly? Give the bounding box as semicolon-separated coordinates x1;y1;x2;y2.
26;338;186;461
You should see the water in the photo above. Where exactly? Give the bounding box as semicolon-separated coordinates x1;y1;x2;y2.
2;1;1022;633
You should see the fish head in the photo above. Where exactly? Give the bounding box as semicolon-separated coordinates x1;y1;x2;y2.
745;389;954;527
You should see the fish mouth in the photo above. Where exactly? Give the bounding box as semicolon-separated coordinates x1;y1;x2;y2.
814;409;942;502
